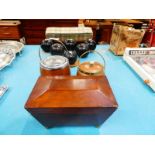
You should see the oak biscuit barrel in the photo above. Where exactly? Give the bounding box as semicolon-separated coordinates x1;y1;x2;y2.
77;61;104;76
40;55;70;76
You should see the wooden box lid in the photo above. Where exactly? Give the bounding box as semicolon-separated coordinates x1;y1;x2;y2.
25;76;118;111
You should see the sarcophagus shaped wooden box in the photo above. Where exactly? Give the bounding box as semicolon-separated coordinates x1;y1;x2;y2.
109;24;145;55
25;76;118;128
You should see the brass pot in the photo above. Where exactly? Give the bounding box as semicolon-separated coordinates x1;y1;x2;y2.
77;51;106;76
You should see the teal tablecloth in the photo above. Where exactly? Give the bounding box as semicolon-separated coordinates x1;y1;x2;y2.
0;45;155;135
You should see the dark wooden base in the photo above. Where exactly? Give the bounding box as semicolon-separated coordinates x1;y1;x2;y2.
27;108;116;128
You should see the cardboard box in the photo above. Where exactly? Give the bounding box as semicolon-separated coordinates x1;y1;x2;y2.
109;24;145;55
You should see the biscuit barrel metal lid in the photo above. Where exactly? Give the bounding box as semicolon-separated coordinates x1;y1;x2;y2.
78;61;104;76
40;55;69;70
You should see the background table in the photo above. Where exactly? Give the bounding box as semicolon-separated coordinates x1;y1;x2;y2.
0;45;155;135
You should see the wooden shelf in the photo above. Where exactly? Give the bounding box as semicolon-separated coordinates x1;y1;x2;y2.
21;19;79;44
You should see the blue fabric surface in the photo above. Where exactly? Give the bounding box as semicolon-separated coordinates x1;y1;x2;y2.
0;45;155;135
